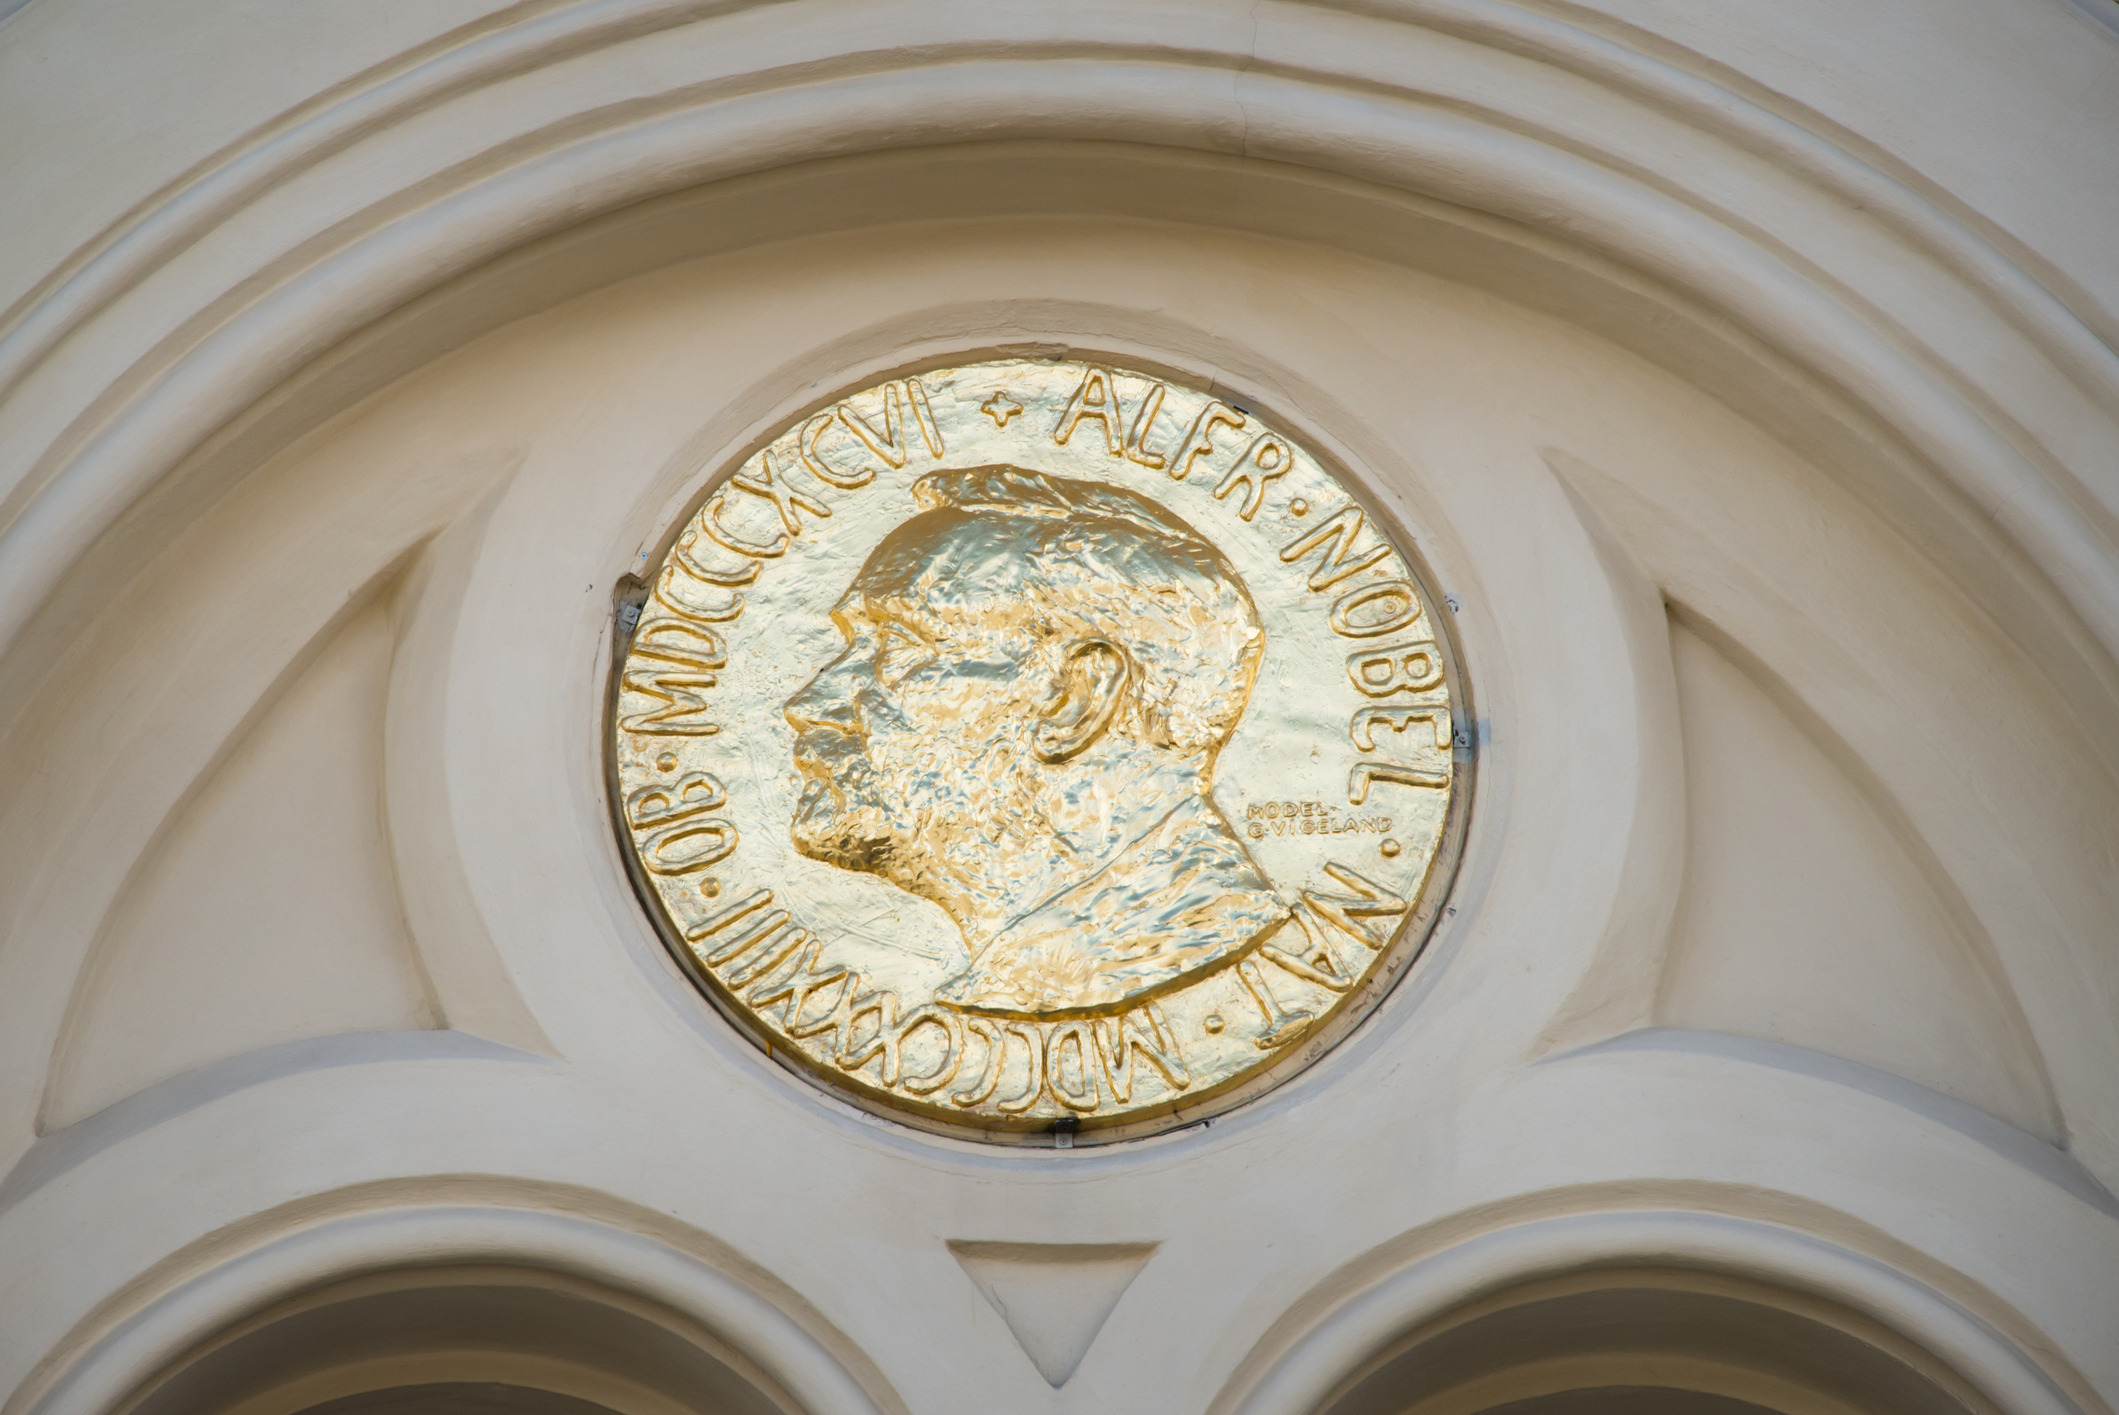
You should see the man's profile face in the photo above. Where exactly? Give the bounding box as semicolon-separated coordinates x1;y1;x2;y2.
784;510;1054;888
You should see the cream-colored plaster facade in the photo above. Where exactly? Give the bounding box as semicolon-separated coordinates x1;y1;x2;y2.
2;3;2117;1413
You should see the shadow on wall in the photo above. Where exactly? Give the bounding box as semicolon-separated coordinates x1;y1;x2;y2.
1312;1272;1995;1415
114;1269;795;1415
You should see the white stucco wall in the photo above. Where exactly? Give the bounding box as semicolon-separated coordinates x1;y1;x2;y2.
1;4;2114;1414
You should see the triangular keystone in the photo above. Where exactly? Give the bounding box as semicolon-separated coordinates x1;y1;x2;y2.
948;1240;1157;1387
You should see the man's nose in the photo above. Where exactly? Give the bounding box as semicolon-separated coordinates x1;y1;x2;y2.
784;650;866;734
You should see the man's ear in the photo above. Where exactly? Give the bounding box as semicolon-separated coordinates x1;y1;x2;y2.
1034;639;1129;764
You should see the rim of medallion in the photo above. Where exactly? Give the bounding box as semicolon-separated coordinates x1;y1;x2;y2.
604;350;1477;1148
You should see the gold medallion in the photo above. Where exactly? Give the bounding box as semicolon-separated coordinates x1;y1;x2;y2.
610;359;1470;1144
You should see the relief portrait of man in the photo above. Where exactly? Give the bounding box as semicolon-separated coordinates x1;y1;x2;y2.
784;466;1292;1018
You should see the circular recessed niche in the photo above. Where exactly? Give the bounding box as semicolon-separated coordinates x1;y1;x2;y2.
610;357;1471;1145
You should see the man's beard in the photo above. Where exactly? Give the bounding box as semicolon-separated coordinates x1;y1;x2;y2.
789;722;1044;912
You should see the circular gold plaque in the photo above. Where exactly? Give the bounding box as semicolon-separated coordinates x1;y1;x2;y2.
611;359;1469;1143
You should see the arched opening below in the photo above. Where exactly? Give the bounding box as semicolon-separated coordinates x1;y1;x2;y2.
1313;1271;1998;1415
297;1387;628;1415
113;1268;800;1415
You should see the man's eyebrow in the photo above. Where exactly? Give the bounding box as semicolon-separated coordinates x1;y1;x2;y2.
867;595;947;642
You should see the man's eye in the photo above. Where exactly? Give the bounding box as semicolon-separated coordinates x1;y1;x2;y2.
874;626;931;685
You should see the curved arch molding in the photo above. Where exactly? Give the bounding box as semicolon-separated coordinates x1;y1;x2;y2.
1;0;2114;693
0;0;2113;1178
1;5;2117;1415
1212;1204;2100;1415
6;1185;905;1415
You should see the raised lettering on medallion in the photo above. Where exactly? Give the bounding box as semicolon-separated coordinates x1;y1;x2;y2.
611;359;1469;1143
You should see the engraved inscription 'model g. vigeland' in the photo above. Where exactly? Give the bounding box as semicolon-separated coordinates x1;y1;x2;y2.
610;359;1470;1143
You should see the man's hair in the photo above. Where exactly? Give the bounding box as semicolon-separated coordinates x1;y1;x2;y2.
911;466;1264;754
